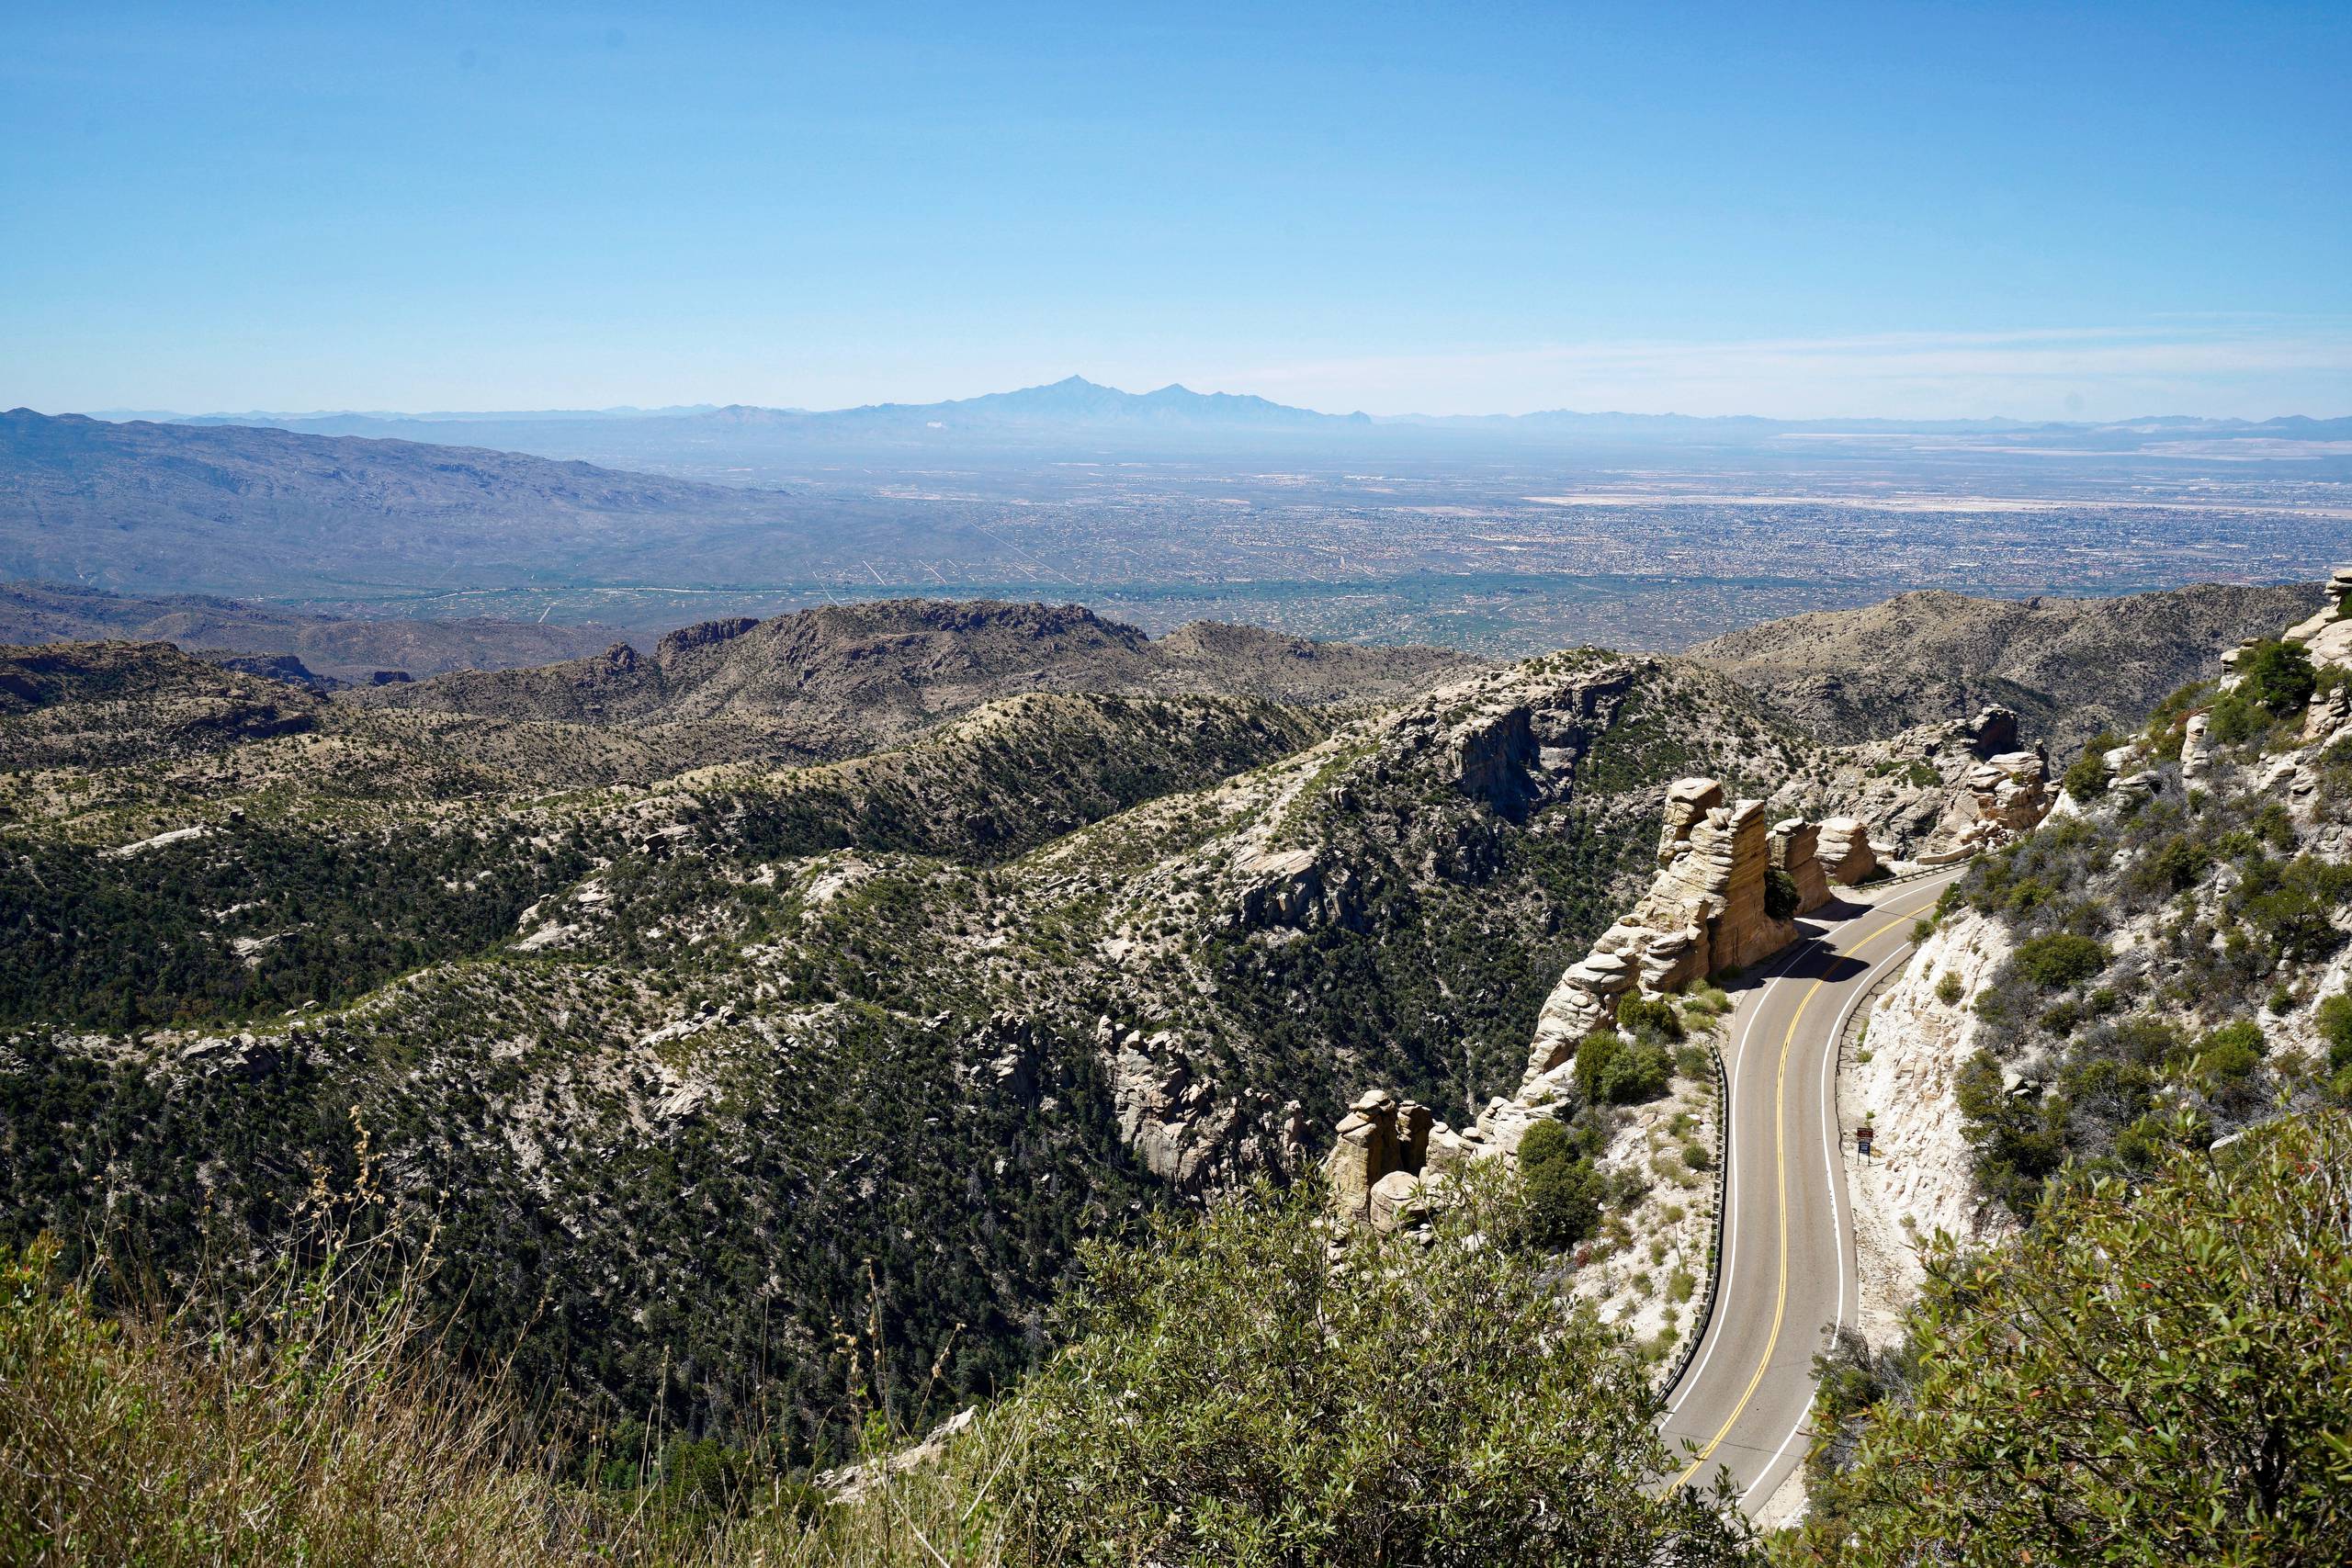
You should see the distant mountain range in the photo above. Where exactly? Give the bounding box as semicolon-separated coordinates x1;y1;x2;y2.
74;377;2352;448
0;580;618;682
0;408;993;601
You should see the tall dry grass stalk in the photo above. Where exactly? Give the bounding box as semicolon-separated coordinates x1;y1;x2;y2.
0;1124;1020;1565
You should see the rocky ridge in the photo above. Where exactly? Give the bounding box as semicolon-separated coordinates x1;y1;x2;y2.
348;599;1469;781
1690;581;2322;755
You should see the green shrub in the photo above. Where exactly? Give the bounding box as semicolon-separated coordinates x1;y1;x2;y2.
2013;932;2107;990
2204;691;2271;747
997;1175;1754;1563
2133;834;2212;895
1790;1112;2352;1566
1764;867;1801;921
2317;991;2352;1054
2237;855;2352;964
1577;1031;1673;1106
1516;1117;1574;1169
1680;1140;1713;1173
1935;971;1964;1005
1604;1041;1673;1105
1520;1147;1602;1251
2196;1019;2266;1082
1615;995;1684;1042
2061;731;2119;802
2242;638;2318;717
1574;1031;1625;1107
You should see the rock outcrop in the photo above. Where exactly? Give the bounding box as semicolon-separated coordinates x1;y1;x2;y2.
2283;565;2352;670
1769;705;2050;868
1526;780;1793;1076
1328;1089;1440;1230
1815;817;1878;884
1953;750;2052;840
1770;818;1831;913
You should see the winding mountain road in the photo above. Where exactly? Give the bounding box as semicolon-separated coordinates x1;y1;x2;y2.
1657;870;1961;1515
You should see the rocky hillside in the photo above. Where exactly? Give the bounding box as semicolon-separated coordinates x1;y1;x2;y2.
0;640;324;772
1689;581;2321;753
0;584;2120;1478
352;598;1469;777
0;625;1830;1466
1842;569;2352;1341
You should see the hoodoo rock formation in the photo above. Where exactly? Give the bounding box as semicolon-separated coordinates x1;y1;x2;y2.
1524;778;1837;1078
1814;817;1878;884
1327;1089;1471;1231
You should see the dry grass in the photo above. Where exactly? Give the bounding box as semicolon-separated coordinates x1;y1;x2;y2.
0;1140;1016;1567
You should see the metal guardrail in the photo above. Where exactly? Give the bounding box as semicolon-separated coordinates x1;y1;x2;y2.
1657;1029;1731;1399
1655;865;1959;1402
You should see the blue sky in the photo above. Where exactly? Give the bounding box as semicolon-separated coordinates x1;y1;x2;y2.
5;2;2347;419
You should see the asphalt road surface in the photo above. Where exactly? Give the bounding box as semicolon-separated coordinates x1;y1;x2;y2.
1657;870;1962;1515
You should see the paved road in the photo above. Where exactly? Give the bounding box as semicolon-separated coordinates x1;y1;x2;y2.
1656;871;1960;1515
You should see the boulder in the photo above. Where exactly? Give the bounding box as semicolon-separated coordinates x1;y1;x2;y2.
1369;1169;1426;1233
1324;1092;1437;1224
2181;712;2214;777
1815;817;1878;884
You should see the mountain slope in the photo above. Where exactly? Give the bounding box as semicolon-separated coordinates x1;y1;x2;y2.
1688;582;2322;754
0;580;617;681
0;632;1814;1467
0;410;955;599
353;598;1471;777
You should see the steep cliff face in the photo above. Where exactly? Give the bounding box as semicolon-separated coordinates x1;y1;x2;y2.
1839;910;2020;1348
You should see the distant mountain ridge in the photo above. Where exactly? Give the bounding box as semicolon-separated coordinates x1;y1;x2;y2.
352;596;1472;776
86;378;2352;446
0;408;967;600
0;580;618;682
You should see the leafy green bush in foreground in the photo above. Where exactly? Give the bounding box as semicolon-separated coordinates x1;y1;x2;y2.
989;1168;1753;1564
0;1162;1756;1565
1788;1110;2352;1566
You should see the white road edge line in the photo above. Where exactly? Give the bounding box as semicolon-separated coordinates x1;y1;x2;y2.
1740;877;1949;1506
1664;927;1818;1418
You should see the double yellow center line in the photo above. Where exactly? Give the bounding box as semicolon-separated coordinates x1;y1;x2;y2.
1669;907;1921;1490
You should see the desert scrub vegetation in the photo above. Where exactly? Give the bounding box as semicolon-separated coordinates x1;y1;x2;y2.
982;1168;1753;1564
0;817;601;1028
1783;1110;2352;1567
0;1165;1761;1567
1942;702;2352;1211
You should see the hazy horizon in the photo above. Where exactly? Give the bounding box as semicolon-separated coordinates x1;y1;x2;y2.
51;369;2352;430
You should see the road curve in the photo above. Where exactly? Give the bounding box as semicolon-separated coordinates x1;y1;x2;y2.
1656;870;1961;1515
